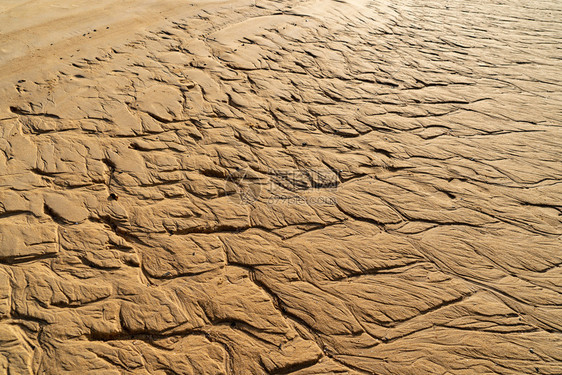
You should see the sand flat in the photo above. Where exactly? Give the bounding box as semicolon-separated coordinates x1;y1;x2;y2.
0;0;561;374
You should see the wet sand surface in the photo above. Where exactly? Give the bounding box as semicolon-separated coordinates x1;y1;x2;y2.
0;0;561;374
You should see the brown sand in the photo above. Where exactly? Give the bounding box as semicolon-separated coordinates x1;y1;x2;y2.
0;0;561;374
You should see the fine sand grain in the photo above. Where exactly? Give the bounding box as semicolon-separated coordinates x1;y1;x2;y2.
0;0;561;374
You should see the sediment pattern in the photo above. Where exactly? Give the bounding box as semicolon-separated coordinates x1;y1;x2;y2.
1;0;561;374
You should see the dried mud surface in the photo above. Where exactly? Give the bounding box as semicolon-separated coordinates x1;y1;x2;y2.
1;0;561;374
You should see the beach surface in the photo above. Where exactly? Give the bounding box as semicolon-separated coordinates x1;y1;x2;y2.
1;0;561;374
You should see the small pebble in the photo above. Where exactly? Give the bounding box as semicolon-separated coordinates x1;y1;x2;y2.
529;348;534;354
109;193;118;200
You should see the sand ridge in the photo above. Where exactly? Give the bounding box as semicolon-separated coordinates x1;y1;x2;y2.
0;0;561;374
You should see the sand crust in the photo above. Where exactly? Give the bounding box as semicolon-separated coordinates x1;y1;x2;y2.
0;0;561;374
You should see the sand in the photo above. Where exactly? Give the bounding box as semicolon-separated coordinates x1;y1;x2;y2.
0;0;561;374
